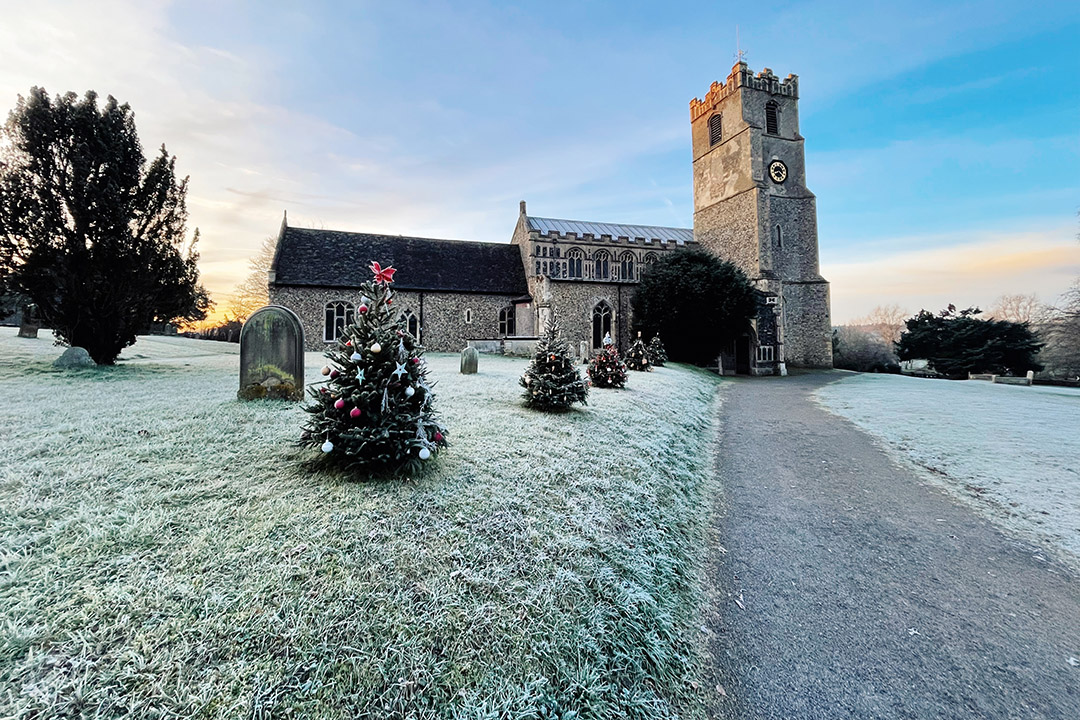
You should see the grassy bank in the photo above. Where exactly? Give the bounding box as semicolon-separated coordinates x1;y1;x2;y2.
0;329;724;719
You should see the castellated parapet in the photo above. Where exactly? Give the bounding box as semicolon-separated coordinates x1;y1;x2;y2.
690;63;798;122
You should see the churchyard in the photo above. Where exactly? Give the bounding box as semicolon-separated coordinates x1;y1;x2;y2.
0;327;724;718
817;373;1080;567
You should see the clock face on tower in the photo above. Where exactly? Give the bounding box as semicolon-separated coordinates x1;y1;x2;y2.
768;160;788;184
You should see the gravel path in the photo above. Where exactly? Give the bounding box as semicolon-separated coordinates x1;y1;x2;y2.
706;372;1080;719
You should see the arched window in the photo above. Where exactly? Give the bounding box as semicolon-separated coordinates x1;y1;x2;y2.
566;248;584;279
400;309;420;341
499;307;516;336
619;251;635;282
708;113;722;145
775;224;782;250
765;102;779;135
592;301;613;349
643;252;659;268
464;309;473;325
593;251;610;281
324;301;355;343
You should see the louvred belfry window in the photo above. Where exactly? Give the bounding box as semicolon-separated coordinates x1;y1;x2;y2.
766;102;779;135
708;114;722;145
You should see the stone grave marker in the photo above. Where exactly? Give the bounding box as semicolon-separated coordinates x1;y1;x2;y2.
53;347;95;369
238;305;305;400
17;303;40;339
460;346;479;375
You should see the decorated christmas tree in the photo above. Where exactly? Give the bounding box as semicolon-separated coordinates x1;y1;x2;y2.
587;341;628;388
301;261;448;475
647;334;668;367
520;310;589;410
625;331;652;372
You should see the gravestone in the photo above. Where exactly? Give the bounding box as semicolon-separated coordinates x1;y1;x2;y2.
460;346;479;375
238;305;305;400
53;347;95;368
17;303;40;339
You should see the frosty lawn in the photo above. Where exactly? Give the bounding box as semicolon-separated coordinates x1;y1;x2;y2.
0;328;724;719
816;373;1080;566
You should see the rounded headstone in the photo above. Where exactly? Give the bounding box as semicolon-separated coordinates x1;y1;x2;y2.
53;347;95;369
460;346;479;375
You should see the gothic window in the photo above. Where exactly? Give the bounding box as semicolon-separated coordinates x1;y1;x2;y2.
765;102;779;135
593;251;610;280
566;248;584;279
324;301;354;343
400;309;420;341
592;301;613;349
619;251;635;282
708;113;722;145
775;224;783;249
535;260;541;275
464;309;473;324
643;252;659;268
499;307;516;336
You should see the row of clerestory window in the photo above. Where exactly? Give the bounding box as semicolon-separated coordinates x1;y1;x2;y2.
536;250;656;281
708;101;780;147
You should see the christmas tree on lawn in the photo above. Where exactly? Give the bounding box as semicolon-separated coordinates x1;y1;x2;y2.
625;331;652;371
301;261;448;476
647;334;668;367
587;340;628;388
520;310;589;410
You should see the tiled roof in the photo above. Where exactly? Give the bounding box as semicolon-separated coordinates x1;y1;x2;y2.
271;226;528;295
527;216;694;244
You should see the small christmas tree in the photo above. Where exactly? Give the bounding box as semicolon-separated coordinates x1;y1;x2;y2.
625;332;651;372
647;334;668;367
301;261;448;475
587;342;628;388
520;310;589;410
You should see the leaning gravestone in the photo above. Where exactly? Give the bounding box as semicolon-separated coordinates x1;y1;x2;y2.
238;305;304;401
53;347;95;369
460;346;479;375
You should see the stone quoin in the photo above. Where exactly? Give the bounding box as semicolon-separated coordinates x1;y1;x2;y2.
268;61;832;373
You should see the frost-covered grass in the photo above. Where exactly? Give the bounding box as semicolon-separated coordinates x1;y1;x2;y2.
816;373;1080;565
0;328;724;719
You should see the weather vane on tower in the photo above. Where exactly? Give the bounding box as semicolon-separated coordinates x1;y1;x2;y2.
735;25;747;64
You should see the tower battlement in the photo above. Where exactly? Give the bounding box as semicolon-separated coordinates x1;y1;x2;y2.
690;62;799;121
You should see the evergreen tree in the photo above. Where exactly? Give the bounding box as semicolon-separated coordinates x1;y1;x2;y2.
587;343;628;388
0;88;209;364
647;334;668;367
625;332;652;371
520;310;589;410
301;261;448;475
896;304;1044;379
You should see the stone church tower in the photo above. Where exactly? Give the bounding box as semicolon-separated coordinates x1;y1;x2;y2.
690;62;833;368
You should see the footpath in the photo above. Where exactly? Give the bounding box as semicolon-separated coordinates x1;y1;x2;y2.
705;372;1080;719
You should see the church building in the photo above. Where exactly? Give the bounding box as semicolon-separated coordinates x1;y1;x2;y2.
269;62;833;372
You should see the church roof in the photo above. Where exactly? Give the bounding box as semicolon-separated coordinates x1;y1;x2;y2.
527;216;694;244
271;226;528;295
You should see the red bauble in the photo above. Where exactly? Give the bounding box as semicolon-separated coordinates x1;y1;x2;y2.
359;304;368;314
386;298;393;305
434;432;443;442
412;357;420;364
330;369;339;379
345;340;352;347
350;407;361;418
334;398;345;409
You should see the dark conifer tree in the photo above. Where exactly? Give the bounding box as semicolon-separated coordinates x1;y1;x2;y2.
626;332;652;371
520;310;589;410
647;334;668;367
588;344;628;388
0;88;209;363
301;261;448;475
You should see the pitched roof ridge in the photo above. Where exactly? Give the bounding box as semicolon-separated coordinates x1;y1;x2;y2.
287;226;513;248
526;215;691;233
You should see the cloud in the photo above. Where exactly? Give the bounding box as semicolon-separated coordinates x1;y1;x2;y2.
825;224;1080;322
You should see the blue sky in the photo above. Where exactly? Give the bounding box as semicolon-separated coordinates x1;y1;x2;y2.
2;0;1078;321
